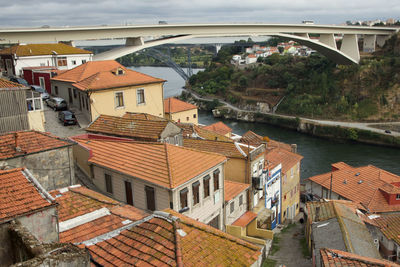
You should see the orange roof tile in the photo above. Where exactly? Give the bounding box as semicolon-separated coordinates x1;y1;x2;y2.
372;213;400;245
86;209;261;266
72;137;226;189
86;114;173;140
202;121;232;136
122;112;167;121
240;131;293;152
0;78;27;89
265;147;303;174
331;162;352;170
0;43;92;57
164;97;197;114
232;211;258;227
225;180;250;202
306;163;400;213
183;138;246;158
178;123;233;142
320;248;399;267
0;131;73;160
0;168;56;223
51;60;165;91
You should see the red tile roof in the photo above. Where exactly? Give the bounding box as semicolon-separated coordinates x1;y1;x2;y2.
86;209;261;266
72;137;226;189
52;60;165;91
320;248;398;267
164;97;197;114
0;78;27;89
265;147;303;174
372;213;400;245
232;211;258;227
240;130;292;152
50;185;148;244
203;121;232;136
0;168;56;223
306;163;400;213
0;43;92;57
178;123;233;142
183;138;246;158
122;112;167;121
0;131;73;160
86;114;173;140
225;180;250;202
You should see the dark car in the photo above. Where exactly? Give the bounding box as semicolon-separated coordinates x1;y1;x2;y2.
46;97;67;111
31;85;50;100
9;77;29;87
58;110;77;126
385;130;392;134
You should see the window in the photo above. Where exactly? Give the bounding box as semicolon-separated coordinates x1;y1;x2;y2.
105;173;113;194
186;116;189;121
239;195;243;206
203;175;210;198
193;114;196;118
54;86;59;95
57;57;67;67
85;98;89;110
115;92;124;108
145;186;155;211
0;59;4;70
72;60;77;65
192;181;200;205
180;188;188;210
230;202;234;213
283;175;287;184
291;168;294;177
82;59;87;64
26;91;42;112
39;77;46;90
137;88;145;104
73;89;77;98
397;194;400;200
213;169;220;191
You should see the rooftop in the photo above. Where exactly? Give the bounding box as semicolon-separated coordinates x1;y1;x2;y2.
52;60;165;91
265;147;303;174
202;121;232;136
86;209;261;266
178;123;233;142
240;130;292;152
372;213;400;245
86;114;175;140
0;130;73;160
122;112;167;121
0;78;27;89
164;97;197;114
0;43;92;57
72;137;226;189
232;211;258;227
183;138;252;159
0;168;56;223
306;163;400;213
225;180;250;202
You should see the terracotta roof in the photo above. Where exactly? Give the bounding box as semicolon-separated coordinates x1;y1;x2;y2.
49;185;148;244
332;162;352;170
202;122;232;136
0;130;73;160
164;97;197;114
320;248;398;267
265;147;303;174
122;112;167;121
306;163;400;213
240;130;292;152
86;114;173;140
232;211;258;227
51;60;165;91
183;138;246;158
0;78;27;89
225;180;250;202
86;209;261;266
0;168;56;223
72;137;226;189
177;123;233;142
0;43;92;57
372;213;400;245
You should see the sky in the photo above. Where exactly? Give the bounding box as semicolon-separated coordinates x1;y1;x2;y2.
0;0;399;27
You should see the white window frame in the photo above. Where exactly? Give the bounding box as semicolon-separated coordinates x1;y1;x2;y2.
136;88;145;105
39;77;46;90
26;91;43;112
114;91;125;109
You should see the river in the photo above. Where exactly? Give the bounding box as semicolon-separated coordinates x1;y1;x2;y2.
130;66;400;180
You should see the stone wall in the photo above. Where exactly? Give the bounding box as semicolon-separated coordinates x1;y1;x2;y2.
0;146;75;191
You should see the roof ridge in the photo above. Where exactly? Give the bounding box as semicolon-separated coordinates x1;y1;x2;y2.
164;143;174;188
173;219;184;267
69;188;119;206
332;202;355;253
174;142;228;159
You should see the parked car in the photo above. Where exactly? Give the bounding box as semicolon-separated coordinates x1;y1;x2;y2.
9;76;29;87
385;130;392;134
46;97;67;111
58;110;77;126
31;85;50;100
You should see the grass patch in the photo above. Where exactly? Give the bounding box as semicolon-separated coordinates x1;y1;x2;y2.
300;236;311;258
269;235;281;256
280;223;296;234
262;258;277;267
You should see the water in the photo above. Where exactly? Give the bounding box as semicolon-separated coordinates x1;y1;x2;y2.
129;66;400;180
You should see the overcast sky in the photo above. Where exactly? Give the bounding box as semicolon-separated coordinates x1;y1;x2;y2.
0;0;399;27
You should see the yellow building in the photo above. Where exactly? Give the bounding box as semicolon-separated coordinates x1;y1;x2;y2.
164;97;198;125
51;60;165;122
266;147;303;223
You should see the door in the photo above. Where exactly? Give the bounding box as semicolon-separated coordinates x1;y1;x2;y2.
39;77;46;91
145;186;155;211
68;88;73;104
125;181;133;205
208;215;220;229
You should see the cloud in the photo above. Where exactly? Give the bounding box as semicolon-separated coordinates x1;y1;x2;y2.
0;0;399;27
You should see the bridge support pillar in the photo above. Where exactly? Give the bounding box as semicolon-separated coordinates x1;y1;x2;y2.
363;35;376;52
319;34;337;49
126;37;144;46
295;33;309;39
340;34;360;63
376;35;390;47
215;44;222;55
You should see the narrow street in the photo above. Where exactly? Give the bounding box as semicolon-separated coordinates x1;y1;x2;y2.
43;105;85;138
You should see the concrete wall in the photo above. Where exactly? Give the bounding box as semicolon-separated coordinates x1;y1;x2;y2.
281;162;301;222
0;146;75;191
167;108;198;125
225;189;248;225
225;158;246;183
28;110;45;132
72;144;92;178
0;223;14;267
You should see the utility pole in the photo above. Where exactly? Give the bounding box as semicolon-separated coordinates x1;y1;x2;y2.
329;172;333;199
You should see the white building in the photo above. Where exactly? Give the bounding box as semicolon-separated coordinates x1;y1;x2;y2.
246;54;258;64
265;163;281;229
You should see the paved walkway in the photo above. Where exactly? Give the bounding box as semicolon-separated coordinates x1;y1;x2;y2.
43;105;85;138
268;219;311;267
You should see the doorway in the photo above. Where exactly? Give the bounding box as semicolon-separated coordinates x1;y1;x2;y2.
125;181;133;205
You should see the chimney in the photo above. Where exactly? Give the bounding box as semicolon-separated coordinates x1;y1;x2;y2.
291;144;297;153
14;132;22;152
